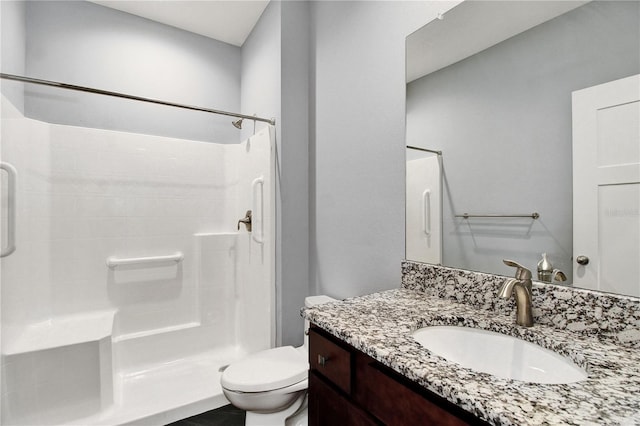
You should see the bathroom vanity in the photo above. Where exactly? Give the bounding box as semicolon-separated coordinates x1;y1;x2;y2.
308;326;486;425
304;261;640;425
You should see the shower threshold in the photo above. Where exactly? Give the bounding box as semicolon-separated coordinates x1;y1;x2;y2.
66;347;243;426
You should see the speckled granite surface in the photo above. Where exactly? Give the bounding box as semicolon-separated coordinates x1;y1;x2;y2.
402;261;640;348
303;262;640;425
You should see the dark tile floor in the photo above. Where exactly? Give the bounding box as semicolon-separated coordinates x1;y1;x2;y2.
167;405;246;426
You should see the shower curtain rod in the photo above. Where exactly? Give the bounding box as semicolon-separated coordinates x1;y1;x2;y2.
0;73;276;126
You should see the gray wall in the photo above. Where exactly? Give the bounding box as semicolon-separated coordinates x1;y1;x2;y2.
309;1;445;299
240;1;449;345
406;1;640;279
0;0;26;112
279;1;311;347
240;2;281;143
24;1;241;143
241;1;312;347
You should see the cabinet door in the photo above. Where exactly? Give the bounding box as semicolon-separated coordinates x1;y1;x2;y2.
309;372;378;426
354;353;471;426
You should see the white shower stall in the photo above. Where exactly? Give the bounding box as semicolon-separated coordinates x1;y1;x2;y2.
405;148;442;265
0;89;275;425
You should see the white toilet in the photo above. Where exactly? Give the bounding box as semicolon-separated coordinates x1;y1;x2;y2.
221;295;336;426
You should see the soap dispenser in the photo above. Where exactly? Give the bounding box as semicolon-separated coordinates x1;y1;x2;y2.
537;253;553;283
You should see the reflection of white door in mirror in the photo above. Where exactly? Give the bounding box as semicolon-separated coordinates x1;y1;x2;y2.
406;151;442;264
572;74;640;297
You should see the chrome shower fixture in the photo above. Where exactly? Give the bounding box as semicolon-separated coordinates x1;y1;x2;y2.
232;118;243;129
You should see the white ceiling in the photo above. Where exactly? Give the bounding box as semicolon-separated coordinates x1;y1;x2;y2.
407;1;590;82
90;1;270;47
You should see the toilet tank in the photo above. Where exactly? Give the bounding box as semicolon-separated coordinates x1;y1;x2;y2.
303;295;337;349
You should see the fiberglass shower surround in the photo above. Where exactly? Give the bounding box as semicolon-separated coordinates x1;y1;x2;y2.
0;78;275;425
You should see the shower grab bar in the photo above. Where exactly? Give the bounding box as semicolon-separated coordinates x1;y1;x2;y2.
455;212;540;219
252;177;264;244
106;252;184;268
1;162;17;258
422;189;431;236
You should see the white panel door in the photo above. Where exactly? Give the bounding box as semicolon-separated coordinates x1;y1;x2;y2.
406;154;442;264
572;74;640;296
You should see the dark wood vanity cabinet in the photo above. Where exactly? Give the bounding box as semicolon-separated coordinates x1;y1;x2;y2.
308;325;487;426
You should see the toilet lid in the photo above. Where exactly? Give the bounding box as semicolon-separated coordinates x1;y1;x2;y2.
221;346;308;393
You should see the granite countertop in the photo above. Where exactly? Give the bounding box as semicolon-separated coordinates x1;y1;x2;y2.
303;288;640;426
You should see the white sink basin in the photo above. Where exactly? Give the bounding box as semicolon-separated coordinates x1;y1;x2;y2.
413;326;587;384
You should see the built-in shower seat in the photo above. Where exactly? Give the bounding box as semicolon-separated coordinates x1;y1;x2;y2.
1;310;116;424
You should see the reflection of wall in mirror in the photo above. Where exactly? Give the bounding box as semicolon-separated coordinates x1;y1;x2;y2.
406;154;441;264
406;1;640;283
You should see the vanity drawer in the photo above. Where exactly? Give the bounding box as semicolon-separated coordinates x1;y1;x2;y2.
309;327;352;394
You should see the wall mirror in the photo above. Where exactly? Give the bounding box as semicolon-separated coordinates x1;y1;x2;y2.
405;1;640;296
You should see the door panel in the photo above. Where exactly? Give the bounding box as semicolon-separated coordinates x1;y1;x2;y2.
572;74;640;296
597;101;639;167
598;183;640;296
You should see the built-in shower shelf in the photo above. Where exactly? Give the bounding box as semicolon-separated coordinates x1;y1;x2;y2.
2;310;116;355
113;321;201;343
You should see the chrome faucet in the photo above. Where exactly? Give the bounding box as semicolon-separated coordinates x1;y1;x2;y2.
551;269;567;283
499;259;534;327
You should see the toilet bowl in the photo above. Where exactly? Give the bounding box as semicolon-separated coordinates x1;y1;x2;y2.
221;295;336;426
222;346;308;413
